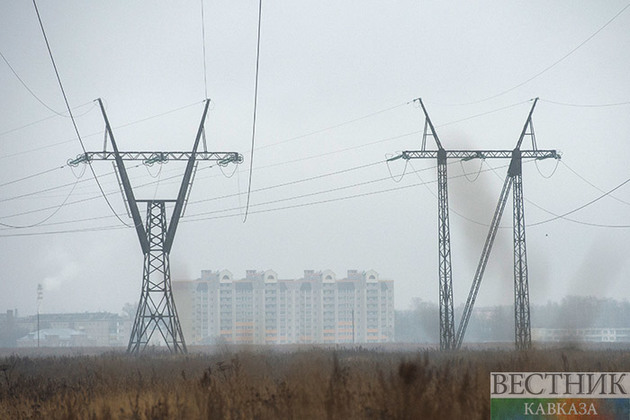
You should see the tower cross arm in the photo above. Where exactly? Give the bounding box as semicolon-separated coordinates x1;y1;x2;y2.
398;149;560;160
68;151;243;166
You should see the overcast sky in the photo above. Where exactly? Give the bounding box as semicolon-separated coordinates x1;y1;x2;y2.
1;1;629;317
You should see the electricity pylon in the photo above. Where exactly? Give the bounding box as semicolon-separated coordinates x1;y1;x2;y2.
408;98;455;351
69;99;242;353
395;98;559;350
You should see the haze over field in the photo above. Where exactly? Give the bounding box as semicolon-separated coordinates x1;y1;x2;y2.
1;1;629;316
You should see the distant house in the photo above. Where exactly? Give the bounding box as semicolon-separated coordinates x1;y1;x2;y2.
17;328;90;348
13;312;130;347
0;310;29;347
532;328;630;343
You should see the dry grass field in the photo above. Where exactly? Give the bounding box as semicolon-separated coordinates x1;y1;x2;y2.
0;346;629;419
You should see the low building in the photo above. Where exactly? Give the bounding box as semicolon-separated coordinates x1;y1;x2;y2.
0;309;29;347
14;312;129;347
17;328;90;348
532;328;630;343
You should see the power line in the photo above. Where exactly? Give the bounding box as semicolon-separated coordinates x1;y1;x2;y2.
188;159;385;206
183;159;514;221
435;100;531;127
484;159;630;228
1;124;406;207
407;160;505;228
32;0;134;228
1;138;76;161
1;51;100;125
107;101;204;131
186;166;409;219
2;163;394;230
200;0;209;99
1;50;70;117
249;97;509;154
0;107;555;217
0;175;93;204
0;163;178;220
181;162;539;223
0;180;109;219
0;212;114;230
528;176;630;227
0;165;66;188
5;121;619;231
524;191;630;229
255;102;409;152
0;157;387;226
412;158;630;230
0;99;405;162
0;172;82;228
197;99;530;181
541;98;630;108
3;161;387;229
560;160;630;207
0;155;434;228
4;172;417;234
434;2;630;106
0;223;126;237
1;94;520;169
0;114;59;138
0;101;201;160
6;95;623;226
0;163;153;207
161;175;434;223
4;158;629;235
242;0;263;223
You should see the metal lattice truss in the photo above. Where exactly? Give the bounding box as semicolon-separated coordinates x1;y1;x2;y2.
401;98;558;350
400;150;558;160
437;150;455;351
71;99;241;354
512;172;531;350
128;201;186;353
68;151;242;167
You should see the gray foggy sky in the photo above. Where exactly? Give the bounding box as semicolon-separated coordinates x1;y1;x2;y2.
1;1;629;316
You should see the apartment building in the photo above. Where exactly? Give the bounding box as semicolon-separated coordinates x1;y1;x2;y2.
174;269;394;345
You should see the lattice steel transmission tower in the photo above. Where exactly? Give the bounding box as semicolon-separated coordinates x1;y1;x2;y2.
395;98;559;350
69;99;242;354
410;99;455;351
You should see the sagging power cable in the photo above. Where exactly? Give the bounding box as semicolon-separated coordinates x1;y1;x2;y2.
242;0;263;223
432;2;630;106
0;166;84;228
33;0;136;228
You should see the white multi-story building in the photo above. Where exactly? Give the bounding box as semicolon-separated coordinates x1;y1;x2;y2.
174;269;394;345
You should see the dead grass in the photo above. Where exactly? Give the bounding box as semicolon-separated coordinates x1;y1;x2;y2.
0;347;628;419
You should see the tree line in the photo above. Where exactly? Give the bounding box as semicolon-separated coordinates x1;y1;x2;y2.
395;296;630;343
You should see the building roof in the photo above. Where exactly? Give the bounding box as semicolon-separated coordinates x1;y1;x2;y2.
20;312;123;323
18;328;87;342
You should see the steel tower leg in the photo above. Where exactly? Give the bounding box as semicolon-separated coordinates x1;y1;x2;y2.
437;150;455;350
127;201;187;354
512;172;531;350
455;174;513;349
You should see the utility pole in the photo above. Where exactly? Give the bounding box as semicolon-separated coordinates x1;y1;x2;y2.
37;283;43;348
352;308;355;344
394;98;559;350
69;99;242;354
